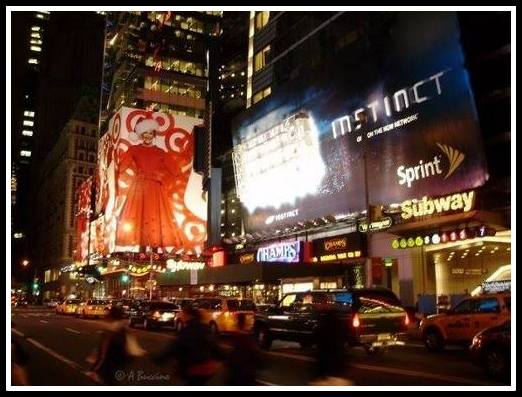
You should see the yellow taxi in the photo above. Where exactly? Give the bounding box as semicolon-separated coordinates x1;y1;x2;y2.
76;299;111;318
60;299;82;315
420;293;510;352
175;297;256;334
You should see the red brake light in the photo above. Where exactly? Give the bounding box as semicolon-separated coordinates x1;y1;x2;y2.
404;314;410;326
352;313;360;328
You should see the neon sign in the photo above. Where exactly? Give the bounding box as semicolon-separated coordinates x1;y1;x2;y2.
256;241;301;263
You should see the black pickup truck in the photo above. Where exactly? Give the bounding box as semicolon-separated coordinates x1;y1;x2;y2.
253;288;408;354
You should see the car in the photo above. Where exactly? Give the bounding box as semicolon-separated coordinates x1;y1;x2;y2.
253;288;408;354
470;320;510;382
59;299;82;315
128;301;178;330
176;297;256;334
44;299;59;308
76;299;111;318
109;299;137;318
419;293;510;352
255;303;276;313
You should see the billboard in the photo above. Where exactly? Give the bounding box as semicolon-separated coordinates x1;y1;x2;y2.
233;12;488;232
74;177;93;262
95;107;207;255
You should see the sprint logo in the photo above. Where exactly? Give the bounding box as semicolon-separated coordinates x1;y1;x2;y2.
397;143;465;188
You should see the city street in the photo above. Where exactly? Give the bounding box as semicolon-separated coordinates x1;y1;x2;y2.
11;306;506;387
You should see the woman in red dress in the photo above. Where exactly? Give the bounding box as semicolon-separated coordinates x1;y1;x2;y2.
115;118;184;249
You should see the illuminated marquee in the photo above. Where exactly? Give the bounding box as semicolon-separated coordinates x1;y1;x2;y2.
166;259;205;272
400;190;475;220
256;241;301;263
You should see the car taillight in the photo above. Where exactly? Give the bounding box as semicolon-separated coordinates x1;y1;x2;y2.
352;313;360;328
404;314;410;326
153;311;161;319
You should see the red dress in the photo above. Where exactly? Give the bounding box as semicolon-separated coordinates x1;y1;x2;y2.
115;144;184;248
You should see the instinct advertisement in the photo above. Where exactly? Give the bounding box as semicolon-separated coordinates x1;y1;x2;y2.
232;12;488;233
94;106;207;255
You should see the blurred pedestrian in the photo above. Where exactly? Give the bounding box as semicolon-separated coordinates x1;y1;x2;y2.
225;312;262;385
310;308;353;386
154;306;223;385
87;305;144;385
12;324;29;386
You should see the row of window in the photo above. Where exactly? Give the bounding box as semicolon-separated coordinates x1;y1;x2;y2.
252;86;271;105
145;56;206;77
75;125;97;137
144;76;204;99
148;12;212;35
143;101;203;119
254;45;271;73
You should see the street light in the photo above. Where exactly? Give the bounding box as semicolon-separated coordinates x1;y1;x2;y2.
22;259;30;267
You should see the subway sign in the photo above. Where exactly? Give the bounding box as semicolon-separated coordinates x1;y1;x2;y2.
400;190;476;221
256;241;301;263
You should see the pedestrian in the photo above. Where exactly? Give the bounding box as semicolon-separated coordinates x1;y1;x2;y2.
225;312;262;385
11;324;29;386
87;305;144;385
309;307;353;386
154;306;224;385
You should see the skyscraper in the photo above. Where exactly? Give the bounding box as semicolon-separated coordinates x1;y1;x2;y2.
98;11;222;136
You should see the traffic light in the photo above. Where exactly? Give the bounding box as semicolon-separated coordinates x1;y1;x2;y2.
121;274;129;283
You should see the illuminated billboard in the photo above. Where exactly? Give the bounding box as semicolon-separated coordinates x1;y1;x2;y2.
95;107;207;255
233;12;488;232
74;177;93;262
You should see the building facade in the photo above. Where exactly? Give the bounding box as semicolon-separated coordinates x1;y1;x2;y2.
34;118;98;299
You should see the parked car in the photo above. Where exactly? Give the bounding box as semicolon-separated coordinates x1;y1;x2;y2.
420;293;510;352
76;299;111;318
176;297;256;334
470;320;510;381
254;288;408;354
128;301;178;330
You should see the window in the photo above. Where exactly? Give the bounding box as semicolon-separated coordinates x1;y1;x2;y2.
22;130;33;136
252;86;271;104
30;39;42;45
44;270;51;283
31;26;41;31
28;58;39;64
254;45;270;72
452;299;473;314
23;120;34;127
80;126;86;135
30;46;42;52
24;111;35;117
255;11;270;31
79;152;85;161
20;150;31;157
281;294;297;308
477;298;500;313
31;32;41;39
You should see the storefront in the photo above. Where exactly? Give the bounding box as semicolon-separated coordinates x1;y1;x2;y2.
369;195;511;313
